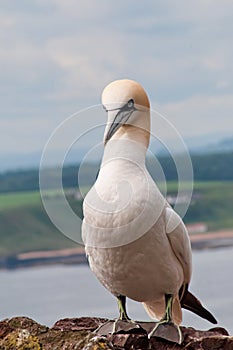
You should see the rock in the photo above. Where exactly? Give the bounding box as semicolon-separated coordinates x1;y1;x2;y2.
0;320;13;340
53;317;108;332
0;317;48;350
0;316;232;349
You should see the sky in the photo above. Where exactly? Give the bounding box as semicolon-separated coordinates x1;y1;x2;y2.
1;0;233;170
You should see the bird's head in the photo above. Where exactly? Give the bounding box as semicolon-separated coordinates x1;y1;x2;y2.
102;79;150;147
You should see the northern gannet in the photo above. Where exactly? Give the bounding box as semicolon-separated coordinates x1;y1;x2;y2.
82;79;217;343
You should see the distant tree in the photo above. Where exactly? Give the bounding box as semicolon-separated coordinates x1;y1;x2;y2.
0;152;233;193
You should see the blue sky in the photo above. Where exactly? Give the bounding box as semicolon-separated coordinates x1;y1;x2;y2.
1;0;233;169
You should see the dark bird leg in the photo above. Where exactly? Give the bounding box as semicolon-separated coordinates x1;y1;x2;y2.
95;295;142;335
112;295;141;333
148;294;182;344
117;295;130;321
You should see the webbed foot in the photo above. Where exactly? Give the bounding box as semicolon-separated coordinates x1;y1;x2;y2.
95;319;143;336
148;320;182;344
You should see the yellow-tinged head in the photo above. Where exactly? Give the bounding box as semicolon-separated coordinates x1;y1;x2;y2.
101;79;151;148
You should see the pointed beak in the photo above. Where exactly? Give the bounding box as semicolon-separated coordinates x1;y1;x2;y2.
104;102;136;144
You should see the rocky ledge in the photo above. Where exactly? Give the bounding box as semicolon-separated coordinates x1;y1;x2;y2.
0;316;232;350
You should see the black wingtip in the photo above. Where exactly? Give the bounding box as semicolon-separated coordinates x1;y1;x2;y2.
181;290;217;324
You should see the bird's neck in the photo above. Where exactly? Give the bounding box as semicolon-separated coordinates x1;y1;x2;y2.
108;123;150;150
102;136;147;166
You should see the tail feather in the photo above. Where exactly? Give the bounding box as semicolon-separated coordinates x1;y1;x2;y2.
181;290;217;324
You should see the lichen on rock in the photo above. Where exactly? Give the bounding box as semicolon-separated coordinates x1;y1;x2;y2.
1;329;41;350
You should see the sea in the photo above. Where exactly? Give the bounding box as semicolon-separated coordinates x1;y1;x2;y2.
0;247;232;334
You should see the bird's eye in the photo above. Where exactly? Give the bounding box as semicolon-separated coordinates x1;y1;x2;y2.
127;99;134;108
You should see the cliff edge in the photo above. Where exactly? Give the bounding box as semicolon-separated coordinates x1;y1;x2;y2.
0;316;232;349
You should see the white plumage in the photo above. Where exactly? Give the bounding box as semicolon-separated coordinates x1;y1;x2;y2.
82;79;216;341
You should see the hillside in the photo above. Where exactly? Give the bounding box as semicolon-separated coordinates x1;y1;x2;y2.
0;151;233;259
0;192;80;258
171;181;233;230
1;181;233;259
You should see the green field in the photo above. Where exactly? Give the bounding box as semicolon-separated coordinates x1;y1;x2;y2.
0;181;233;257
0;191;80;257
185;181;233;230
0;191;41;210
163;181;233;230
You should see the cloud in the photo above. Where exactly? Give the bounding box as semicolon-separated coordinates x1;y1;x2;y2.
158;93;233;137
0;0;233;166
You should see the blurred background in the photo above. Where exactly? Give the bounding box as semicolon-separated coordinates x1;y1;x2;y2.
0;0;233;334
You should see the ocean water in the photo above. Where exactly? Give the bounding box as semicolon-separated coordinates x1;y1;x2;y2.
0;247;232;333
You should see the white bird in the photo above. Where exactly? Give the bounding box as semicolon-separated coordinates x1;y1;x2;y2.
82;79;217;343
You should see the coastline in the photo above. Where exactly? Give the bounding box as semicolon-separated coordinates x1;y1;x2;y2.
0;230;233;270
190;229;233;249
